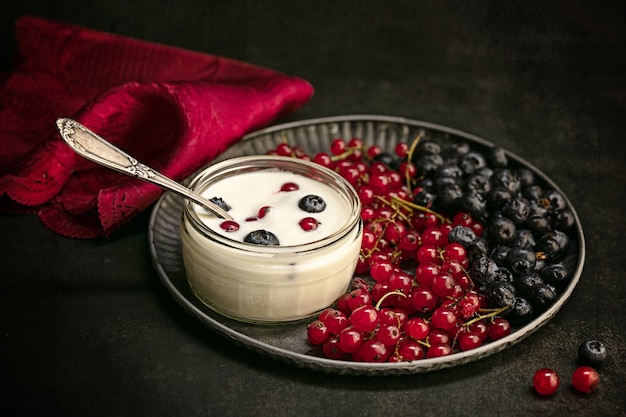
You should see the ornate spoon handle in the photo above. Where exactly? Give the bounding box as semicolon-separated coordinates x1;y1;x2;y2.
56;118;233;220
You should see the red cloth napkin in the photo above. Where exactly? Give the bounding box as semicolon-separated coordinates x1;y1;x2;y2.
0;16;313;238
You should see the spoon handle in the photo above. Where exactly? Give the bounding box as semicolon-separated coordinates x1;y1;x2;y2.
56;118;233;220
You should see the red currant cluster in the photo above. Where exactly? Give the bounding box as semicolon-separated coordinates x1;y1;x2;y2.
269;136;515;362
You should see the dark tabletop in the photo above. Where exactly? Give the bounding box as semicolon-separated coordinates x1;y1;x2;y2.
2;1;625;416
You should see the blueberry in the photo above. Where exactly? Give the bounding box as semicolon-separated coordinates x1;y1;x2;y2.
460;190;487;219
514;272;544;298
469;255;498;286
485;282;516;311
507;297;534;325
298;195;327;213
209;196;231;211
488;146;508;168
528;283;557;311
413;189;436;207
541;262;571;290
459;151;486;175
512;229;535;249
536;230;569;261
489;245;511;266
578;339;608;366
447;225;477;246
491;168;521;195
487;217;516;245
467;237;490;262
505;247;536;275
502;197;530;225
243;230;280;246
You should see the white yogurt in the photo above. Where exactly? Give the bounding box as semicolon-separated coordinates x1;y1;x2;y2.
180;156;362;323
196;170;350;246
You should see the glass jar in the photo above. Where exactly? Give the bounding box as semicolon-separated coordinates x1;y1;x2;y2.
180;155;362;323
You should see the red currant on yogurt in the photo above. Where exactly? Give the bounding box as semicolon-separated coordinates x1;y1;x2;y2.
299;217;320;231
219;220;240;232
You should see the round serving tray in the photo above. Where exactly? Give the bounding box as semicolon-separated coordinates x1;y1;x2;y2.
148;115;585;375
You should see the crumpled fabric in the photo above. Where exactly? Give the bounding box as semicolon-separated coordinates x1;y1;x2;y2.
0;15;314;238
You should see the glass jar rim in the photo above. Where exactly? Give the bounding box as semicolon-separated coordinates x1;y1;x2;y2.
183;155;362;253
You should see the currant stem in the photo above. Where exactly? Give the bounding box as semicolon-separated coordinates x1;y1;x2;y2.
404;131;424;195
389;196;449;223
463;305;511;328
375;290;406;310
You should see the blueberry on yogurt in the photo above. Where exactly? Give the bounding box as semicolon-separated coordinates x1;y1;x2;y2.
209;196;231;211
298;195;326;213
244;229;280;246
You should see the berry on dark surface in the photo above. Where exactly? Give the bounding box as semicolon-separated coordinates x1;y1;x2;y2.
572;366;600;393
533;368;560;396
298;195;327;213
578;339;608;366
209;196;231;211
243;229;280;246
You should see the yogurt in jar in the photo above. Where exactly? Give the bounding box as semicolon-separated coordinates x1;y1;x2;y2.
197;170;350;246
180;156;362;323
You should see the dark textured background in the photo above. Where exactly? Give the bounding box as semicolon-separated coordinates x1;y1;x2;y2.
1;1;625;416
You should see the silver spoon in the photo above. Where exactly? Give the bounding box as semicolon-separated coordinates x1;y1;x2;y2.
56;118;233;220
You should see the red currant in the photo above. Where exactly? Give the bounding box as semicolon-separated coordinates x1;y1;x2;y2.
375;324;402;347
219;220;240;232
488;317;512;340
330;138;347;155
396;338;424;361
275;143;293;156
369;261;394;282
338;326;364;353
458;331;483;351
307;320;330;345
299;217;320;231
346;288;372;311
350;305;379;333
533;368;560;396
426;343;453;358
411;287;439;313
279;182;299;192
571;366;600;393
402;317;430;341
318;308;348;334
313;152;333;168
430;307;458;332
322;336;345;360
